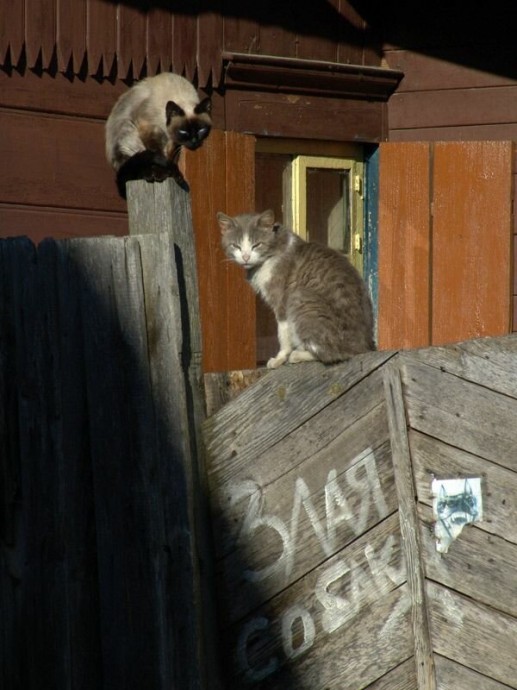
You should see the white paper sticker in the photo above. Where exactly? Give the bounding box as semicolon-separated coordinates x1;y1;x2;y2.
432;478;483;553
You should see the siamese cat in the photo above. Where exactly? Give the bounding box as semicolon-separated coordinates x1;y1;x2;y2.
218;209;375;369
105;72;212;198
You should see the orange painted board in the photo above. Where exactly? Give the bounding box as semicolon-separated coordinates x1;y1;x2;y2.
185;130;256;373
185;130;229;374
224;132;256;370
432;141;513;344
378;142;431;350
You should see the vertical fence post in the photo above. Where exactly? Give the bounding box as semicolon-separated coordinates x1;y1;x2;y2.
126;179;221;690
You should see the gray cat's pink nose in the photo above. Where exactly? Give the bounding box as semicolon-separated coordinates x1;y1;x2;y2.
242;252;251;262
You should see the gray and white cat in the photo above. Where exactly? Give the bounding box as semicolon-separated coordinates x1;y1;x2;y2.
217;209;376;369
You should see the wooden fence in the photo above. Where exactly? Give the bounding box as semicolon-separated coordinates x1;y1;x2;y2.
203;333;517;689
0;181;220;689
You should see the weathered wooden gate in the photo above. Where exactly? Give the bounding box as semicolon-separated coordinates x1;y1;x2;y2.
203;334;517;689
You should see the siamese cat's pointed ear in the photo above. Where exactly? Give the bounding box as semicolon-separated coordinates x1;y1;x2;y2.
258;209;275;229
195;97;212;115
217;212;234;233
166;100;185;124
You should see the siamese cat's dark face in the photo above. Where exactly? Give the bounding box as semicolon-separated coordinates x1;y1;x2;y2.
166;97;212;150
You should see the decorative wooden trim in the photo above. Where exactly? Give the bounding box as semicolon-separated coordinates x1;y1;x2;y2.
222;52;404;100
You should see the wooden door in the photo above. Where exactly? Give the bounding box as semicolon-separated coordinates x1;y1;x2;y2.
377;141;513;350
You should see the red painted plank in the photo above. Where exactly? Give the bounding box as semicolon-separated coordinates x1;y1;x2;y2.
224;131;256;369
432;141;513;344
378;142;431;350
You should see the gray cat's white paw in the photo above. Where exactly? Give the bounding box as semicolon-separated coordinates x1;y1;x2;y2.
288;349;317;364
267;353;288;369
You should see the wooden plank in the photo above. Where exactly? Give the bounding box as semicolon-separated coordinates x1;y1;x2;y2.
401;360;517;473
208;365;387;495
224;579;413;690
0;0;24;65
364;658;417;690
172;13;197;79
0;70;126;119
74;234;211;688
403;335;517;400
389;123;517;142
214;420;396;623
204;349;395;471
432;142;512;344
385;50;517;93
378;143;431;350
0;205;127;242
0;111;124;212
182;131;229;372
411;430;517;547
389;88;517;130
427;582;517;688
116;4;146;78
383;362;436;689
126;181;221;687
197;11;223;86
146;8;173;75
224;131;256;369
36;239;102;687
182;130;256;372
86;0;116;76
224;90;384;141
56;0;87;72
418;503;517;619
204;368;269;418
0;238;38;687
434;654;515;690
25;0;55;67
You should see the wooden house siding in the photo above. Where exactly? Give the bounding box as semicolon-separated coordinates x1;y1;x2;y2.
0;1;376;84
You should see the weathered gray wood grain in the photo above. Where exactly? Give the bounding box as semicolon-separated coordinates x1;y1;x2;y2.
204;368;270;417
223;514;410;689
216;434;396;623
418;503;517;618
410;430;517;546
383;362;436;690
401;360;517;472
427;582;517;688
404;334;517;400
434;654;515;690
364;657;417;690
203;350;396;470
207;364;388;490
128;180;220;688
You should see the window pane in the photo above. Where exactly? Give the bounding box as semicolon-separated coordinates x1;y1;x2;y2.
306;168;350;254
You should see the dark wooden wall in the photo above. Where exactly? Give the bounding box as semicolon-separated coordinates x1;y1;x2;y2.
1;0;377;84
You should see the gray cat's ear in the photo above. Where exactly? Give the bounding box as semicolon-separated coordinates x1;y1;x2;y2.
216;212;234;233
258;209;275;229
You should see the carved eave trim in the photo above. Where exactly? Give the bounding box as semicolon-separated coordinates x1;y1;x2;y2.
222;52;404;101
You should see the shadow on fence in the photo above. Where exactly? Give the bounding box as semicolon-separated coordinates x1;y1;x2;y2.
0;181;304;690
